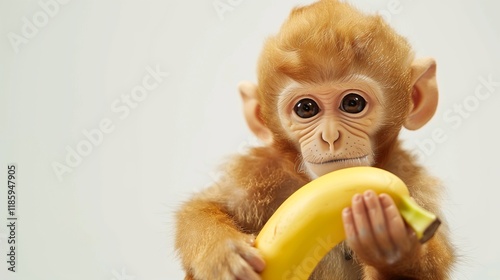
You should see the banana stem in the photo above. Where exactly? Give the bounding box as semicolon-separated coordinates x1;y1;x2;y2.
398;196;441;243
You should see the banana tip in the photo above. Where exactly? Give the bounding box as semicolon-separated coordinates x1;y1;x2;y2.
419;218;441;244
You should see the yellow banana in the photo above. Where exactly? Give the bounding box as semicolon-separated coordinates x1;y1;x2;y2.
255;166;440;280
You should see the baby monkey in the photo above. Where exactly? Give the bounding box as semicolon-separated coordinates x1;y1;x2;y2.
175;0;455;279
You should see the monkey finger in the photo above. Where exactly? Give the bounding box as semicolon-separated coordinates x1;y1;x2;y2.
342;207;368;259
362;190;395;254
240;246;266;273
350;194;382;255
343;206;386;264
232;256;262;280
351;194;374;241
379;194;410;251
342;207;357;242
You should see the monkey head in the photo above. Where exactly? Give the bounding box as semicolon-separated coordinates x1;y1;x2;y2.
239;0;438;178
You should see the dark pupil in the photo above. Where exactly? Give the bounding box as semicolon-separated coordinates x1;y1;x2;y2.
294;99;319;118
341;93;366;114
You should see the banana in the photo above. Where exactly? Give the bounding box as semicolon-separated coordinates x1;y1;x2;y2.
255;166;440;280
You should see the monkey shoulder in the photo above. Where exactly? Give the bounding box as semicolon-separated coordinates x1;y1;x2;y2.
211;146;309;232
225;146;308;195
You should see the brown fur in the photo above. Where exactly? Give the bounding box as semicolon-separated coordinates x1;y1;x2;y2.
175;0;455;279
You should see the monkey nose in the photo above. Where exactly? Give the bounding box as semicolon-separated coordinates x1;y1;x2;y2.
321;127;340;151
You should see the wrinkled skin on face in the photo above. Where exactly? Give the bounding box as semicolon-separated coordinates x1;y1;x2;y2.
277;77;385;178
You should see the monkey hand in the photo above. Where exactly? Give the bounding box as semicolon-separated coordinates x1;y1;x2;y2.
190;233;266;280
342;190;421;270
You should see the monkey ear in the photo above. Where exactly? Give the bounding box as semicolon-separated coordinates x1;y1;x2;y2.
404;57;439;131
238;81;273;144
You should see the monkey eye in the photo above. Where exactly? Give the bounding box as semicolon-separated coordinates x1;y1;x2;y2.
340;93;367;114
294;98;320;119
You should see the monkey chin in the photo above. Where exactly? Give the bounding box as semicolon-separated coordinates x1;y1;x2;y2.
304;155;372;179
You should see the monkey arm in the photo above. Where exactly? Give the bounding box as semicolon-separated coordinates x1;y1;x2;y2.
175;191;265;279
175;146;307;279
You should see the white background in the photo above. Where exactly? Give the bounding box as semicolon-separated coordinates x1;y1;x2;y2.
1;0;499;279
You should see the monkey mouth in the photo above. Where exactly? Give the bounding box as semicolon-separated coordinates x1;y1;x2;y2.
309;155;369;165
304;155;371;179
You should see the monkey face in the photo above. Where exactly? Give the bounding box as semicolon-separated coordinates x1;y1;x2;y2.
277;76;385;178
